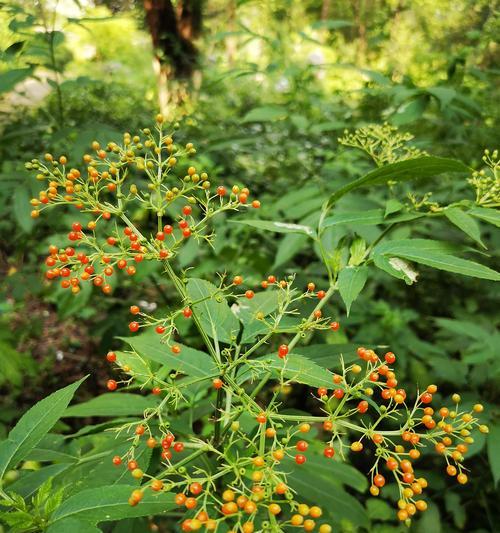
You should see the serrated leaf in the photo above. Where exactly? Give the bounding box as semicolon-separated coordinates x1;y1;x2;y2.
64;393;158;418
338;266;368;315
122;329;216;377
48;485;176;527
469;206;500;227
186;278;240;346
373;239;500;281
326;157;468;209
444;207;485;248
245;353;335;387
233;219;316;237
0;377;87;480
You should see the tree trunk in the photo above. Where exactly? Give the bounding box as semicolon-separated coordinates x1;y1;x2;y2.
143;0;202;110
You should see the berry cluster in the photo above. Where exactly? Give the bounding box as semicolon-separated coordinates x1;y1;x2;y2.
28;118;487;531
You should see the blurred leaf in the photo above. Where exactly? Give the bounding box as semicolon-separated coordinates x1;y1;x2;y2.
241;105;287;122
326;157;468;209
13;186;34;233
338;266;368;315
426;86;456;108
310;19;353;30
469;206;500;227
366;498;393;520
0;67;34;94
0;377;87;480
293;344;359;368
444;207;485;248
392;95;428;125
444;491;466;528
8;464;71;498
414;502;441;533
487;423;500;487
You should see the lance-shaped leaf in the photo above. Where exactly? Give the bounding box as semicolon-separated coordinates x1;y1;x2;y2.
326;156;468;209
232;219;316;237
444;207;485;248
338;266;368;315
0;376;87;480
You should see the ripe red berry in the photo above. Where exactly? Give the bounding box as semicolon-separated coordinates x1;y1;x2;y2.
156;231;165;241
183;307;192;318
256;413;266;424
129;321;139;332
296;440;308;452
330;321;340;331
183;206;192;216
130;305;140;314
323;446;335;458
107;379;117;391
106;351;116;363
179;220;188;229
333;388;344;399
190;482;202;495
173;442;184;452
245;290;254;299
213;378;223;389
374;474;386;487
152;387;161;395
357;400;369;413
278;344;289;358
295;454;306;465
385;352;396;364
317;290;326;299
217;186;226;196
182;228;191;238
171;345;181;355
156;325;166;334
72;222;82;231
112;455;122;465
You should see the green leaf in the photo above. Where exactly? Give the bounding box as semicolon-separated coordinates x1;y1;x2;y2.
64;393;158;418
0;377;87;481
47;519;101;533
233;290;280;343
186;278;240;345
0;67;34;94
241;105;287;122
326;157;468;209
13;186;34;233
122;329;216;377
8;464;71;498
469;206;500;228
487;423;500;487
48;485;176;527
246;353;335;388
373;254;419;284
366;498;393;520
338;266;368;315
233;219;316;237
384;199;404;217
322;209;423;228
282;459;369;527
444;207;485;248
373;239;500;281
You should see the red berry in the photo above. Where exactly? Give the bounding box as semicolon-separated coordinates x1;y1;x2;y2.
173;442;184;452
183;307;192;318
190;482;202;495
317;290;326;299
296;440;308;452
129;321;139;332
385;352;396;364
323;447;335;458
130;305;140;314
357;400;369;413
333;388;344;399
107;379;117;391
374;474;386;487
171;345;181;355
164;224;173;234
152;387;161;395
278;344;289;358
156;231;165;241
217;186;226;196
156;325;166;334
112;455;122;465
213;378;223;389
106;351;116;363
179;220;188;229
183;206;192;216
245;290;254;299
330;321;340;331
72;222;82;231
295;454;306;465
